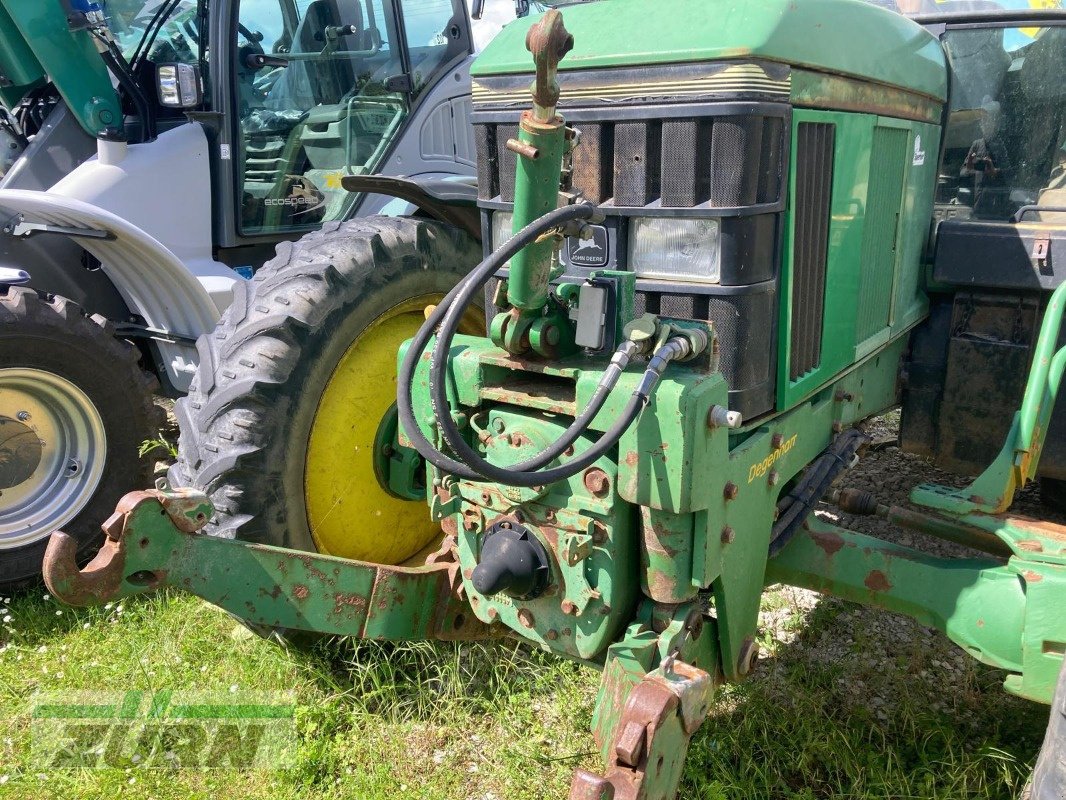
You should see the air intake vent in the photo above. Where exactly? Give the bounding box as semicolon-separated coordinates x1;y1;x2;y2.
789;122;835;381
474;114;785;208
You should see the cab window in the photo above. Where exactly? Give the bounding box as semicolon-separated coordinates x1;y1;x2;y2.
938;24;1066;221
105;1;203;65
235;0;407;235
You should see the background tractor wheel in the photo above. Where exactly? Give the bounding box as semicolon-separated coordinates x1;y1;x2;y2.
173;217;482;568
1029;657;1066;799
0;286;160;589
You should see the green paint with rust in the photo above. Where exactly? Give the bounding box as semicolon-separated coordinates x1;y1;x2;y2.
768;513;1066;705
472;0;947;102
504;119;568;313
0;1;123;137
58;492;481;641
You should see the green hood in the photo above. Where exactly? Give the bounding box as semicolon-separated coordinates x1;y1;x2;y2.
472;0;947;102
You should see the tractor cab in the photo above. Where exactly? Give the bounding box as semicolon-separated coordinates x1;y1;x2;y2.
881;5;1066;498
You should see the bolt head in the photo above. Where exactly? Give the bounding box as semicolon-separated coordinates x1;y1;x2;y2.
561;599;578;615
771;433;784;449
768;471;780;487
492;418;506;433
583;468;610;497
723;482;739;501
16;411;30;422
720;526;735;544
518;609;535;628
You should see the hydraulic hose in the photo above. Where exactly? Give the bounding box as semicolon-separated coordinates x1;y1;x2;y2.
397;204;689;487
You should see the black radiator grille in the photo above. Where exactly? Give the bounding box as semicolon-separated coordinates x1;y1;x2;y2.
789;122;835;381
475;114;784;208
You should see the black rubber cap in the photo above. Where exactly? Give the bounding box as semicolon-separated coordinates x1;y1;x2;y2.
471;524;550;599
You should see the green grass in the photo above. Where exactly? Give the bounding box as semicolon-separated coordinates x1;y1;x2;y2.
0;586;1049;799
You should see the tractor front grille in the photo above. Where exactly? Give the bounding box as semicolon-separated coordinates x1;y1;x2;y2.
475;114;784;209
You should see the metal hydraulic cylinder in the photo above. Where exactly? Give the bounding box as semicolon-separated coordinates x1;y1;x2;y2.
506;114;567;312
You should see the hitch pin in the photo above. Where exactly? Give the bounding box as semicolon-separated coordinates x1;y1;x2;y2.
506;138;540;160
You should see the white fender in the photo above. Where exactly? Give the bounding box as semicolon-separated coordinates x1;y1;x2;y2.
0;124;239;393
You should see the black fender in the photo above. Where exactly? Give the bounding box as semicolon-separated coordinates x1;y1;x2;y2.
341;175;482;241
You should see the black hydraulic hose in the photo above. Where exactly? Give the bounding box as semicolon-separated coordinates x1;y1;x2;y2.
399;204;598;482
99;45;157;142
401;332;687;488
133;0;183;69
429;336;645;483
397;203;689;487
768;428;869;557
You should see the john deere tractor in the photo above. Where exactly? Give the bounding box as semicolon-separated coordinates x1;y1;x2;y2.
43;1;1066;796
0;0;504;587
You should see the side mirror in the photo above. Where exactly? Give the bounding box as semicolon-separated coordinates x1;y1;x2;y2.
156;63;203;109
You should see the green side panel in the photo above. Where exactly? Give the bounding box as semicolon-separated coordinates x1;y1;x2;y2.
892;119;940;338
855;125;909;349
0;1;122;137
778;109;874;410
0;4;45;108
471;0;947;102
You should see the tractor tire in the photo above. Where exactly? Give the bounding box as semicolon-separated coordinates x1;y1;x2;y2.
0;286;160;589
172;217;482;567
1031;657;1066;800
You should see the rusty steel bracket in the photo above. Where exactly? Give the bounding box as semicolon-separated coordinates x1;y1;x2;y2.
570;660;712;800
43;489;211;606
43;489;494;641
525;8;574;122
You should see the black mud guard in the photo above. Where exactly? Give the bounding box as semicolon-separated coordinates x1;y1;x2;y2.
342;175;482;242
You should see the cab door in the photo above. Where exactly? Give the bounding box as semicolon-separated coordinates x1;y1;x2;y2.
224;0;469;239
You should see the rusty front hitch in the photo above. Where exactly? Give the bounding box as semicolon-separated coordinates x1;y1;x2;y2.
43;489;493;642
571;659;712;800
44;489;208;606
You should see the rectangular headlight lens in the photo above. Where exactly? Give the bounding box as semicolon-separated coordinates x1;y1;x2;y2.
491;211;514;268
628;217;721;283
491;211;514;249
158;65;181;107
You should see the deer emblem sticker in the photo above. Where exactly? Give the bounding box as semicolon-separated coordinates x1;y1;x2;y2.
567;225;609;267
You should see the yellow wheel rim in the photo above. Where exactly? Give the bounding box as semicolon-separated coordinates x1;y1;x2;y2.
305;295;481;564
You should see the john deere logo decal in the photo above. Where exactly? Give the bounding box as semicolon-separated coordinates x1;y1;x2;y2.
568;225;609;267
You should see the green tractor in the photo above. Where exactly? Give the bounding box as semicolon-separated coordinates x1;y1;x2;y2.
43;0;1066;796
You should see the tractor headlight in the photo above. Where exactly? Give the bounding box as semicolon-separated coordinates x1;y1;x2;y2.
628;217;721;283
491;211;514;251
156;63;203;109
491;212;515;268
